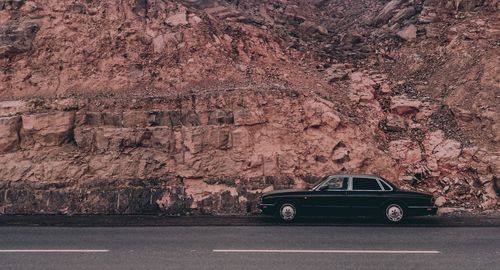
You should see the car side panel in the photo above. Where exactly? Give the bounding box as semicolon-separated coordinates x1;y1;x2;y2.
346;191;388;216
259;188;437;217
300;191;350;216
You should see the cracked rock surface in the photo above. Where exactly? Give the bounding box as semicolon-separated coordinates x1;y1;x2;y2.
0;0;498;214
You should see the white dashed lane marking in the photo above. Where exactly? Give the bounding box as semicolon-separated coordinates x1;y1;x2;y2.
213;249;440;254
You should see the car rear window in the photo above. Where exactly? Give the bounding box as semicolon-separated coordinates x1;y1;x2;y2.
352;178;382;191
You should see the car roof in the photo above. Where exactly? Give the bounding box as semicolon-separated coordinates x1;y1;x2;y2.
327;174;382;178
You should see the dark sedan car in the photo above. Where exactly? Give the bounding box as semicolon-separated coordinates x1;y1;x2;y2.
259;174;437;223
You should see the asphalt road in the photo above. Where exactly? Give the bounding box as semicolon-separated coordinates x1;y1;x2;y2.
1;214;500;227
1;225;499;270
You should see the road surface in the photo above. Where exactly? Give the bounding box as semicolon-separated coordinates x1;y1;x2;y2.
1;225;499;270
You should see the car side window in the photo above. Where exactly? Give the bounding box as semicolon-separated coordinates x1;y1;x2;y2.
352;177;382;191
324;177;348;190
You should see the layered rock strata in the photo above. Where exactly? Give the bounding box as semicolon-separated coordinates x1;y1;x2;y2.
0;89;497;214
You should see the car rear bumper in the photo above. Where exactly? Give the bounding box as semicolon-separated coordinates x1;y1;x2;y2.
407;206;438;216
258;203;276;215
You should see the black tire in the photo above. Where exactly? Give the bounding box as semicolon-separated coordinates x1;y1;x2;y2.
276;201;299;222
382;202;405;223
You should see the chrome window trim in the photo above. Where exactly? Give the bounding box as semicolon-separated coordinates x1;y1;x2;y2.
316;176;349;191
314;175;394;192
377;178;394;191
375;179;385;190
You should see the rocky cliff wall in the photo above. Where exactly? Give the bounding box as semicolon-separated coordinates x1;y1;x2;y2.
0;88;498;214
0;0;499;214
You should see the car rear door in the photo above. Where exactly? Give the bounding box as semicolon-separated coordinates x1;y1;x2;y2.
347;177;386;216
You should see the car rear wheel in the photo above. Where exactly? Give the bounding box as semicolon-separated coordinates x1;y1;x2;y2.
277;202;298;222
384;203;405;223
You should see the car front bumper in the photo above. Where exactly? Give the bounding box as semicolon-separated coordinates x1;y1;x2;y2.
258;203;276;215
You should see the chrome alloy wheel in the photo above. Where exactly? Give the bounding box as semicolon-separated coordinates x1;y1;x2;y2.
385;204;404;222
279;203;296;221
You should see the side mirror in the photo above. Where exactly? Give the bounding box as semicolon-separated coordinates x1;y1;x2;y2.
318;185;329;191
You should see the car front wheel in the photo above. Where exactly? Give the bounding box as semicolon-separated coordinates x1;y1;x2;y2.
278;202;298;222
384;203;405;223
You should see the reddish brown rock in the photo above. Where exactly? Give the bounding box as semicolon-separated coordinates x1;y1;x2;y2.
381;114;406;132
234;108;266;126
21;112;75;146
0;116;21;153
397;24;417;41
390;96;422;115
0;21;39;58
303;100;341;129
388;140;422;166
0;0;498;215
424;131;462;163
435;196;447;207
0;101;28;117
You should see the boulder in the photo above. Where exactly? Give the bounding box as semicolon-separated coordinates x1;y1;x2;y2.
331;146;349;163
433;139;462;161
435;196;446;207
381;114;406;132
22;112;76;146
303;100;340;129
234;108;266;126
166;11;189;26
480;198;497;210
322;112;341;130
494;176;500;196
152;35;166;53
0;116;21;153
123;111;148;128
0;22;40;58
0;100;28;117
424;130;462;162
208;110;234;125
390;96;422;115
388;140;422;166
325;67;349;83
372;0;403;25
397;24;417;41
390;7;417;24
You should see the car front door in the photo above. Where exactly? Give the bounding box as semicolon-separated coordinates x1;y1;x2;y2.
306;176;350;216
347;177;386;216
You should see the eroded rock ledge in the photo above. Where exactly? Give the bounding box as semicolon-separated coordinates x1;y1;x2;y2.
0;89;498;214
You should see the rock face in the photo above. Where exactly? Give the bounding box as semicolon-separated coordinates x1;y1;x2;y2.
0;0;498;214
0;89;497;214
0;116;21;152
0;21;39;58
21;112;75;147
0;91;393;214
